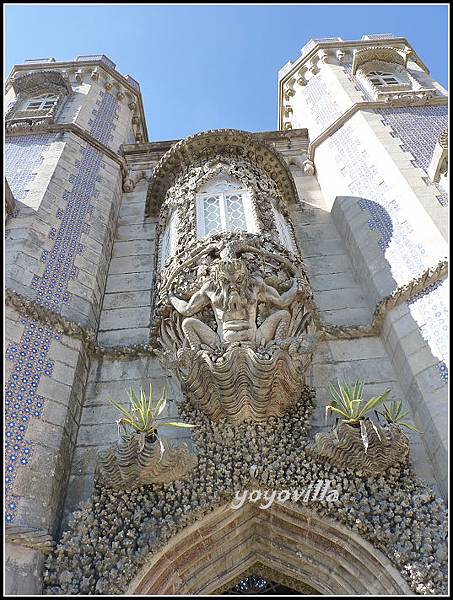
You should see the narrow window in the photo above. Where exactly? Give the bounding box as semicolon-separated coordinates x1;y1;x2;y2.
159;208;179;268
272;206;296;252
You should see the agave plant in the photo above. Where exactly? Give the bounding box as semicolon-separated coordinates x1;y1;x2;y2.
326;380;390;425
109;383;195;451
379;399;422;433
326;380;391;453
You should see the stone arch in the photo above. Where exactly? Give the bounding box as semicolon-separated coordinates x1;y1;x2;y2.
146;129;299;217
128;501;411;595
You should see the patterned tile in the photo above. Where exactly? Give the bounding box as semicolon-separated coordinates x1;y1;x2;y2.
4;91;118;524
376;106;448;206
299;71;343;136
5;135;56;200
288;62;448;386
407;279;449;382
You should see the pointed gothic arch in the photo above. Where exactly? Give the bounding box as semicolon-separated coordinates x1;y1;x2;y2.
128;501;411;595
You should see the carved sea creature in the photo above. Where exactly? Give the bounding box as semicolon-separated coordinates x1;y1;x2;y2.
95;434;196;490
313;419;410;474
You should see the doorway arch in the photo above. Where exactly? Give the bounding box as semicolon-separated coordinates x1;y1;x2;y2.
128;501;411;595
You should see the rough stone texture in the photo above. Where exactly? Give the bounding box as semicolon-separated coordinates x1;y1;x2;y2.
5;38;448;596
5;543;46;595
43;389;447;595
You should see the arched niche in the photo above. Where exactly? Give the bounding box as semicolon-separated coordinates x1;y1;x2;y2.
128;501;411;595
146;129;299;218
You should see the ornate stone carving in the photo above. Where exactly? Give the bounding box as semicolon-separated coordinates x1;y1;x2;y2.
352;46;406;75
381;89;437;105
336;49;345;63
302;160;315;175
154;233;318;423
96;433;196;490
146;129;298;217
312;420;410;474
428;129;448;183
6;70;72;130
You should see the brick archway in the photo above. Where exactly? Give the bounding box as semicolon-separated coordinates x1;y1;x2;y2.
128;501;411;595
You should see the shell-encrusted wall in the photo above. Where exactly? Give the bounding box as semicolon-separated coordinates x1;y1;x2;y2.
43;387;447;595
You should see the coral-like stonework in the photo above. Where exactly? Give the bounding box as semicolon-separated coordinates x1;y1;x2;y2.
43;388;448;595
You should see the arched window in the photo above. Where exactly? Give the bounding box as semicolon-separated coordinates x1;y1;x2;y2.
159;207;179;268
195;175;257;238
367;71;400;87
25;94;58;111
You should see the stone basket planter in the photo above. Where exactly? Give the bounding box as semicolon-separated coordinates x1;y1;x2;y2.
95;432;196;490
313;419;410;474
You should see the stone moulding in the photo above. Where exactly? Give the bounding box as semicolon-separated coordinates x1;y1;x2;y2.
145;128;299;217
5;525;55;553
5;178;16;220
313;419;410;474
5;258;448;359
95;434;196;490
9;70;72;96
352;46;406;74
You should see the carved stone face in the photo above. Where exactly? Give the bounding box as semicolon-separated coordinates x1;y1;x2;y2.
213;259;249;291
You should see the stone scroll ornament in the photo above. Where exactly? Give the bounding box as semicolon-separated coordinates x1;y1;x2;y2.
153;232;319;424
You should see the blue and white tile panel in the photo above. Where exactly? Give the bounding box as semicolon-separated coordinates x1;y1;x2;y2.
4;91;119;524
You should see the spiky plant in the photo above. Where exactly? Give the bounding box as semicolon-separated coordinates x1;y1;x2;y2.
326;380;390;425
326;380;391;454
109;383;195;451
379;399;422;433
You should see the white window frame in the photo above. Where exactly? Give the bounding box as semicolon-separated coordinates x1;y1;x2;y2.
367;71;400;87
196;187;257;238
25;94;58;111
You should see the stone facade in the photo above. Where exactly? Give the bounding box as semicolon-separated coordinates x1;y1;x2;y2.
4;35;448;595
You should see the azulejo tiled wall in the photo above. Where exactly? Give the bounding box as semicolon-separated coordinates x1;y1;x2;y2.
298;68;448;385
5;134;56;201
5;91;119;525
407;279;449;382
298;71;343;136
377;106;448;206
327;123;448;383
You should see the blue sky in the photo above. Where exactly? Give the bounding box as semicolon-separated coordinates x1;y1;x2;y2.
5;4;448;141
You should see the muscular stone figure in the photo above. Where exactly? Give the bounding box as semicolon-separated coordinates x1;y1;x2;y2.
169;258;305;350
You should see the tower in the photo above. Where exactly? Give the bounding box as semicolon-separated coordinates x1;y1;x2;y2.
5;35;448;595
5;55;147;591
277;34;448;495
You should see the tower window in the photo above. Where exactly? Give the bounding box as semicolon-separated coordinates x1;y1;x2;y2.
25;94;58;110
196;177;257;238
367;71;400;86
